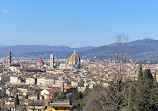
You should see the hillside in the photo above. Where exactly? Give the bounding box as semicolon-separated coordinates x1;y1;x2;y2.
1;39;158;61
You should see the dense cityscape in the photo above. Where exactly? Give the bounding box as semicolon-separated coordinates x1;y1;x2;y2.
0;49;158;110
1;0;158;111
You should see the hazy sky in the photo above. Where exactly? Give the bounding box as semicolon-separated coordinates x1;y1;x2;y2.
0;0;158;47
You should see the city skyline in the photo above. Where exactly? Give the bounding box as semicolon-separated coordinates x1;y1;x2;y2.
1;1;158;111
0;0;158;47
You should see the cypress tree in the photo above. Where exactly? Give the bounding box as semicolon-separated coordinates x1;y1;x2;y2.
25;94;28;99
153;70;157;88
37;91;40;100
135;69;154;111
138;64;143;83
128;83;136;111
149;70;158;110
15;94;20;109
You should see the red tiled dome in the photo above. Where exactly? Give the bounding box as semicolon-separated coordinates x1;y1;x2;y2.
69;50;80;62
37;59;44;65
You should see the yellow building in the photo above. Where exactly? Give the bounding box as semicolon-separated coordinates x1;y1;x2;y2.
43;99;72;111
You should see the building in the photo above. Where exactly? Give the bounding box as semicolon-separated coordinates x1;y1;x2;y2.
41;88;61;100
5;51;20;69
68;50;80;69
37;78;46;86
5;51;12;69
50;54;55;68
51;99;72;111
10;66;20;72
0;75;10;82
37;59;44;66
50;99;72;111
10;76;18;84
45;78;55;85
8;51;11;64
25;77;36;85
20;68;43;72
0;64;4;73
28;100;46;111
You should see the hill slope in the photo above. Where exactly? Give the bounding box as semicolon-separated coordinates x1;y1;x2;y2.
1;39;158;61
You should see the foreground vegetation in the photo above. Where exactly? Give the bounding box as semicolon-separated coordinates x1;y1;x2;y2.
69;65;158;111
2;65;157;111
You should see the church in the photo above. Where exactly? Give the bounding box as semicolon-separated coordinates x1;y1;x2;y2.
68;50;80;69
58;50;81;70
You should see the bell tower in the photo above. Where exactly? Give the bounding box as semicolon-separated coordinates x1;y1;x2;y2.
8;51;11;64
50;54;54;68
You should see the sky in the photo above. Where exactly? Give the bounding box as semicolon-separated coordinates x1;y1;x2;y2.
0;0;158;47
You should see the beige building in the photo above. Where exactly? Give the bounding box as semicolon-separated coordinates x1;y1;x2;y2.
26;78;36;85
10;76;18;84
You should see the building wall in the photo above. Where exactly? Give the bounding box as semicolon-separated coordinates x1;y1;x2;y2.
26;78;35;85
45;79;54;85
10;76;18;83
41;89;49;99
51;107;70;111
1;76;10;82
37;78;46;86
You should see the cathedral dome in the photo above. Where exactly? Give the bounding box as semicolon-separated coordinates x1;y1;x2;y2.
37;59;44;65
69;50;80;62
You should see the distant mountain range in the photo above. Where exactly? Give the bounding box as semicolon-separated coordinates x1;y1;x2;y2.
0;45;94;57
1;38;158;61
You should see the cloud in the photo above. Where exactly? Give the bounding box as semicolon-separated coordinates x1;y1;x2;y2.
0;10;9;14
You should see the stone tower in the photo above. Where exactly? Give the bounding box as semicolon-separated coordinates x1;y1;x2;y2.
50;54;54;68
8;51;11;64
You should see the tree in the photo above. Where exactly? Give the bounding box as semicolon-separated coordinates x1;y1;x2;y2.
153;70;157;88
54;92;66;101
35;89;41;100
53;92;59;99
25;94;28;99
149;87;158;110
37;91;40;100
14;94;20;109
84;35;130;111
69;90;84;110
138;64;143;81
135;69;155;111
84;85;91;97
110;34;129;77
19;105;27;111
128;81;137;111
105;79;127;111
84;86;107;111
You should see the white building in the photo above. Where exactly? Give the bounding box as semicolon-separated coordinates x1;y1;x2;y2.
25;78;36;85
37;78;46;86
10;76;18;84
45;78;54;85
41;89;49;99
